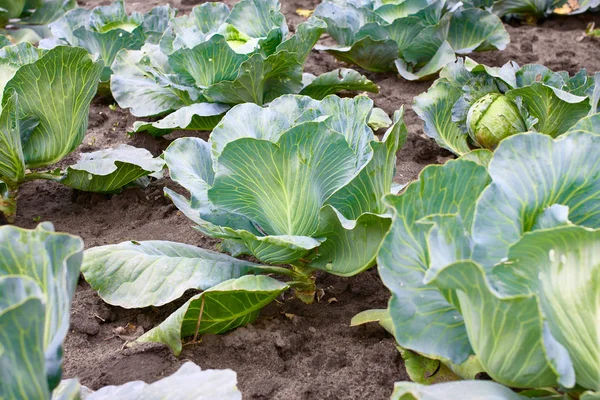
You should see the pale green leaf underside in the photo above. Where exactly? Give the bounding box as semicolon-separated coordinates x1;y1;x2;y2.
82;240;266;308
62;144;165;193
86;362;241;400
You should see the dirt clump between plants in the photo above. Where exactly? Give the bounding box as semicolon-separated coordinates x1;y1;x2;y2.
12;1;600;398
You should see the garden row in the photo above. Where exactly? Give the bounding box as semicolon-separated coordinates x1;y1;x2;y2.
1;0;599;399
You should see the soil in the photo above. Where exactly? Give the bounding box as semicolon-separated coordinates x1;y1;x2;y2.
11;1;600;398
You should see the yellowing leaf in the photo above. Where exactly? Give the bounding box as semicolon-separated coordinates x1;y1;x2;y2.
296;8;314;17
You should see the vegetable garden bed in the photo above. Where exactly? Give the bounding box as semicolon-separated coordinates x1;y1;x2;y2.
5;0;600;399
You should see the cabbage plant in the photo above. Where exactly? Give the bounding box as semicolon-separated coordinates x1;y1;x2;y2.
361;124;600;397
415;57;599;155
466;0;600;21
313;0;509;80
80;94;406;354
0;223;241;400
0;0;75;44
110;0;378;136
0;43;165;223
40;0;176;84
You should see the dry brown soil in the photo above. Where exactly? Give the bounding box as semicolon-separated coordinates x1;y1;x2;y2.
11;1;600;398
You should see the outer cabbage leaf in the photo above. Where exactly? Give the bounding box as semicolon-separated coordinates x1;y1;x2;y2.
378;158;490;364
137;275;289;355
3;46;103;168
0;223;83;392
314;0;508;80
472;132;600;266
60;144;164;193
0;276;49;400
492;227;600;391
85;362;241;400
81;240;276;308
391;380;568;400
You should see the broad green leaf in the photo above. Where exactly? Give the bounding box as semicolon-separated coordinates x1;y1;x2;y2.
82;240;267;308
208;122;357;237
327;109;406;218
399;348;464;385
460;149;493;168
86;362;241;400
168;35;247;89
137;275;289;355
315;37;399;73
204;51;303;105
130;103;230;136
110;45;193;117
72;27;144;82
378;159;490;364
427;260;560;388
61;144;165;193
4;46;102;169
304;113;405;276
225;0;287;43
472;132;600;266
0;92;25;184
413;79;470;155
0;0;25;22
446;8;509;54
300;68;378;100
0;223;83;391
0;277;49;400
395;40;456;81
506;83;591;137
160;2;229;53
491;0;557;19
391;380;564;400
492;227;600;391
276;17;325;64
563;112;600;135
309;207;391;276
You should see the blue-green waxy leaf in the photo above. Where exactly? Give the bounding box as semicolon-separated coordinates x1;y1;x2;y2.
390;380;562;400
168;35;247;89
378;158;490;364
426;260;560;388
0;277;49;400
300;68;379;101
130;103;230;136
506;83;591;137
85;362;241;400
110;44;195;117
61;144;165;193
492;227;600;391
137;275;289;355
209;122;357;237
472;132;600;267
0;223;83;392
3;46;103;169
0;92;25;184
204;51;303;105
307;111;406;276
81;240;269;308
413;79;470;155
